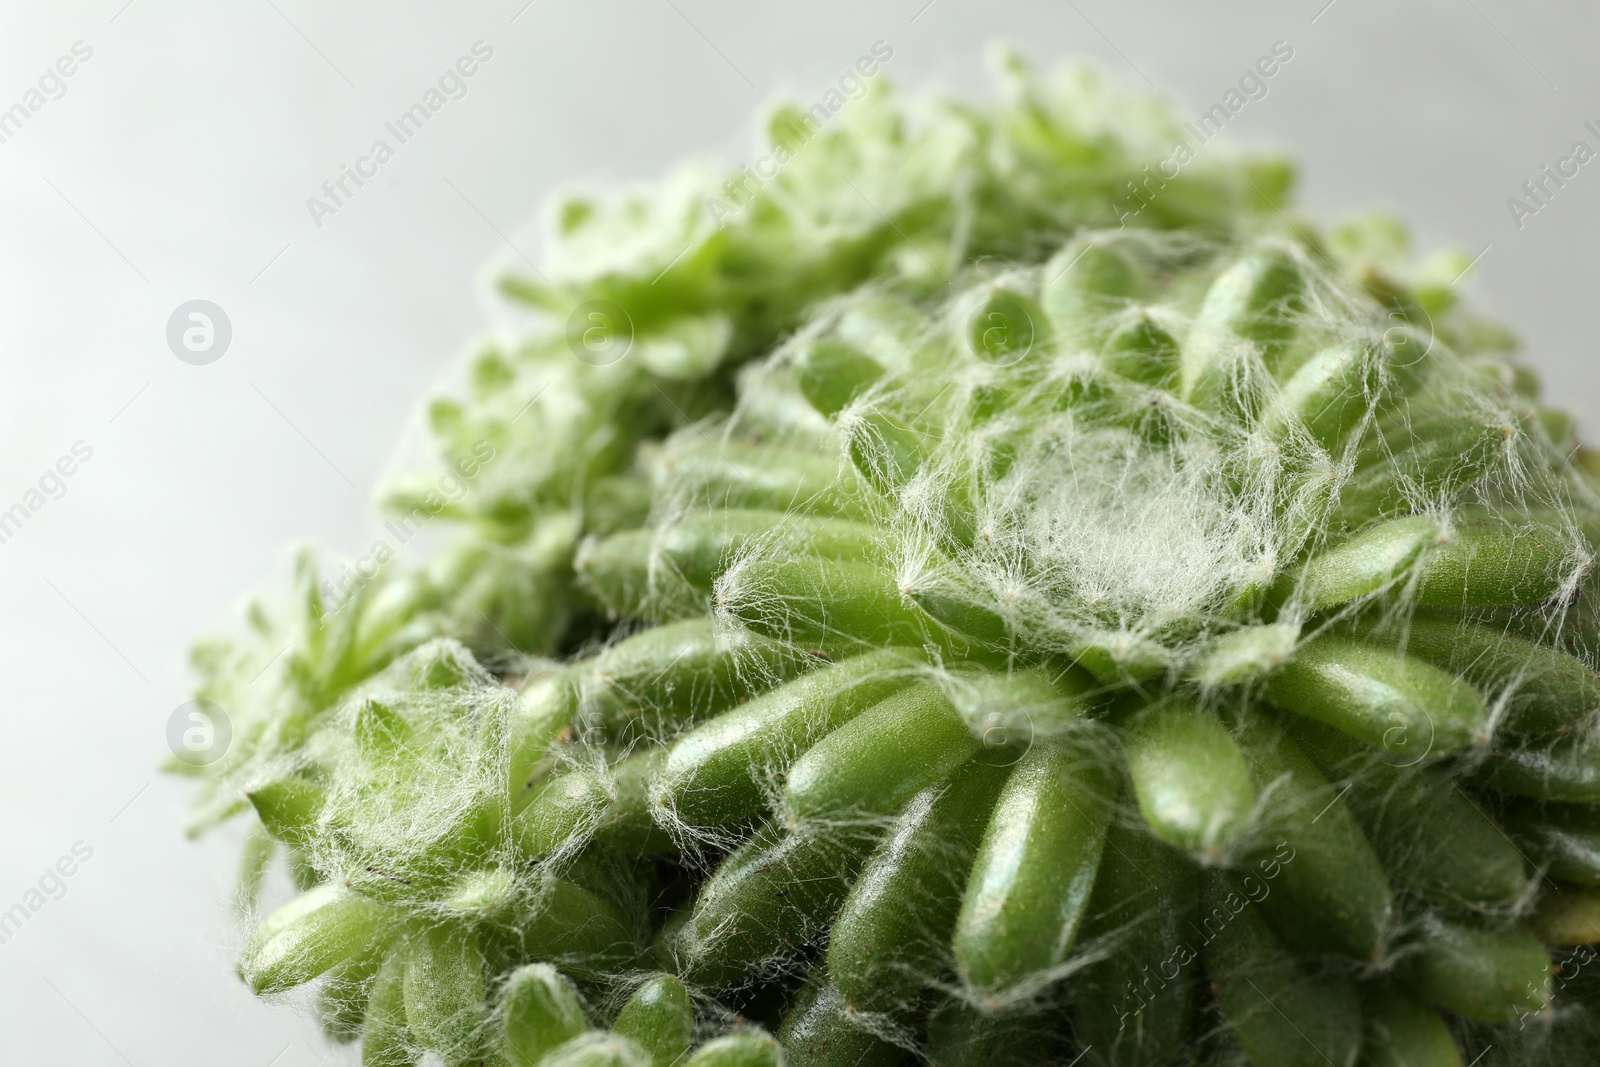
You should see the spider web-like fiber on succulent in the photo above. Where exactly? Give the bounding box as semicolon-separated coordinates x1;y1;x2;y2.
711;231;1595;687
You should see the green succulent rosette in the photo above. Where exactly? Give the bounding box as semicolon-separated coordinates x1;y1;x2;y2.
183;51;1600;1067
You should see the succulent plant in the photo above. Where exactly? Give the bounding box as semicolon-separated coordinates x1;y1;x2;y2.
190;50;1600;1067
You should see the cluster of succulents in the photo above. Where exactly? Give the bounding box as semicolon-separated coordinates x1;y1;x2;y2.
181;51;1600;1067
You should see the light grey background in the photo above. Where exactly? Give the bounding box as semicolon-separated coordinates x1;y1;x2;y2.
0;0;1594;1062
